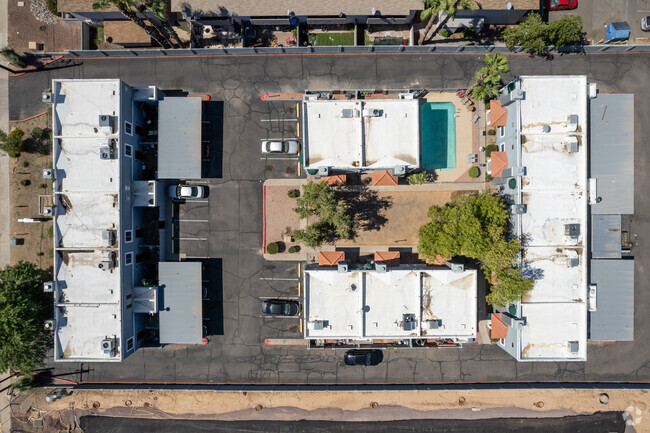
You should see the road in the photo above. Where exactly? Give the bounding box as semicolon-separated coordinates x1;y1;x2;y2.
9;51;650;384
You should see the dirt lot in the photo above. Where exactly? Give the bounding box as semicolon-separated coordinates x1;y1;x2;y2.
8;113;54;269
264;184;302;253
11;388;650;431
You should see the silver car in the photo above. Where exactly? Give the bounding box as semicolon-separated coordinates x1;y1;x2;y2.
261;140;300;155
168;185;206;199
642;16;650;31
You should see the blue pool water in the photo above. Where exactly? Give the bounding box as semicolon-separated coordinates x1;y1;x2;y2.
421;102;457;171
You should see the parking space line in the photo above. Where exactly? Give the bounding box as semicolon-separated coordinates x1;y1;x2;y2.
260;296;300;300
181;200;209;203
260;157;300;160
260;277;299;281
260;138;300;141
176;237;208;241
261;118;299;122
176;219;209;222
263;315;301;319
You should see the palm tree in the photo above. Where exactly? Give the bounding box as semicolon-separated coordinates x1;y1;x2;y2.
418;0;476;45
141;0;183;48
92;0;173;48
467;53;510;102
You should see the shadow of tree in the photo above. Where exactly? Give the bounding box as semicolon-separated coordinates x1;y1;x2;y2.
335;184;393;234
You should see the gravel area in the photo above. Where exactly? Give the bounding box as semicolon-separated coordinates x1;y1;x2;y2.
9;0;81;53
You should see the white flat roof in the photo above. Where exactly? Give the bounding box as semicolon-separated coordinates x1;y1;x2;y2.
304;267;477;341
421;270;477;339
508;76;588;361
51;79;124;361
519;302;587;360
303;99;420;170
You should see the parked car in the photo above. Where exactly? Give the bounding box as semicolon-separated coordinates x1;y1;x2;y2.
261;140;300;155
168;185;206;199
262;299;300;316
545;0;577;10
642;16;650;32
344;349;384;366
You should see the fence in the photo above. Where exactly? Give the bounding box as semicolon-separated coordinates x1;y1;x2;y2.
60;44;650;58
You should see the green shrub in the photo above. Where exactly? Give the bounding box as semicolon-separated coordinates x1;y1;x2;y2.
440;30;451;38
462;28;476;40
46;0;57;14
287;189;300;198
266;242;279;254
486;174;494;182
0;128;25;157
487;128;496;136
19;179;30;186
407;172;427;185
288;246;297;253
485;144;498;157
48;226;54;238
12;376;37;393
468;167;480;178
0;47;26;68
22;161;29;168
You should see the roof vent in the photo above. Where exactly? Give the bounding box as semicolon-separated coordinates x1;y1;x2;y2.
568;340;579;353
565;223;580;239
403;313;416;331
542;124;551;133
567;137;578;153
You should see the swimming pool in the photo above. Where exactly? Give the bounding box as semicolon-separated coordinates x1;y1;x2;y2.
421;102;457;171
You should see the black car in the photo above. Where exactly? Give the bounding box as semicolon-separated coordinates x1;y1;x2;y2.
344;349;384;366
262;299;300;316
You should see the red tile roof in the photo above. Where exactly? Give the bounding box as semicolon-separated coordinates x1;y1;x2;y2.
374;251;400;267
426;255;452;265
488;100;508;127
322;174;347;186
490;151;509;178
491;313;509;339
372;170;398;186
318;251;345;267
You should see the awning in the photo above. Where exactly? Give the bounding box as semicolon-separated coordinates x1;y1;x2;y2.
157;97;202;179
158;262;203;344
589;93;634;215
589;259;634;341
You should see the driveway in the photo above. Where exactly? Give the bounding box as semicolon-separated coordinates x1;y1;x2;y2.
8;52;650;384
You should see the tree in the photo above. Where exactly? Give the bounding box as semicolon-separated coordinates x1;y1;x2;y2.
417;192;533;307
547;15;583;48
468;53;509;102
92;0;174;48
0;46;26;68
140;0;183;47
0;128;25;157
502;13;583;53
0;262;53;375
418;0;476;45
486;267;534;308
292;181;355;248
502;12;548;53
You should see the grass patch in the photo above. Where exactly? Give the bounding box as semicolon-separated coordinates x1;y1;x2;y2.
48;226;54;239
308;32;354;46
89;26;105;50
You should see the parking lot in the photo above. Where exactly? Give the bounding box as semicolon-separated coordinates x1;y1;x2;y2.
9;52;650;384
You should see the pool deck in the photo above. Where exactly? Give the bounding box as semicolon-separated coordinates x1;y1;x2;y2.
423;92;483;183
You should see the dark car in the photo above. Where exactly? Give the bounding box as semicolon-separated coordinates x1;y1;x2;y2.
344;349;384;366
262;299;300;316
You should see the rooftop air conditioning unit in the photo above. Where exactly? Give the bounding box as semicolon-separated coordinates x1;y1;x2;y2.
98;115;111;127
510;89;524;101
511;204;527;214
42;169;53;179
403;314;416;331
375;262;388;272
317;166;329;177
542;124;551;133
98;261;113;270
392;165;407;176
588;284;597;312
99;145;113;160
446;262;465;273
310;320;324;330
101;338;116;354
102;229;116;247
44;319;55;331
567;114;579;125
41;206;53;217
428;320;441;329
362;108;381;117
513;167;526;176
567;137;578;153
567;250;579;268
340;108;359;118
42;92;53;104
337;261;348;273
568;341;579;354
565;223;580;239
43;281;54;292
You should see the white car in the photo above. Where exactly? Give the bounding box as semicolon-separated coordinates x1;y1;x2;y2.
168;185;206;199
642;16;650;32
261;140;300;155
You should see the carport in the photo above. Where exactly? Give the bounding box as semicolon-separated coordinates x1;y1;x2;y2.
158;97;202;179
158;262;203;344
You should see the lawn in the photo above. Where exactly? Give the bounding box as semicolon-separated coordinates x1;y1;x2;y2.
308;32;354;46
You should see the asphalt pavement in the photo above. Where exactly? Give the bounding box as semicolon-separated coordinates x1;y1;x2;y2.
9;51;650;384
